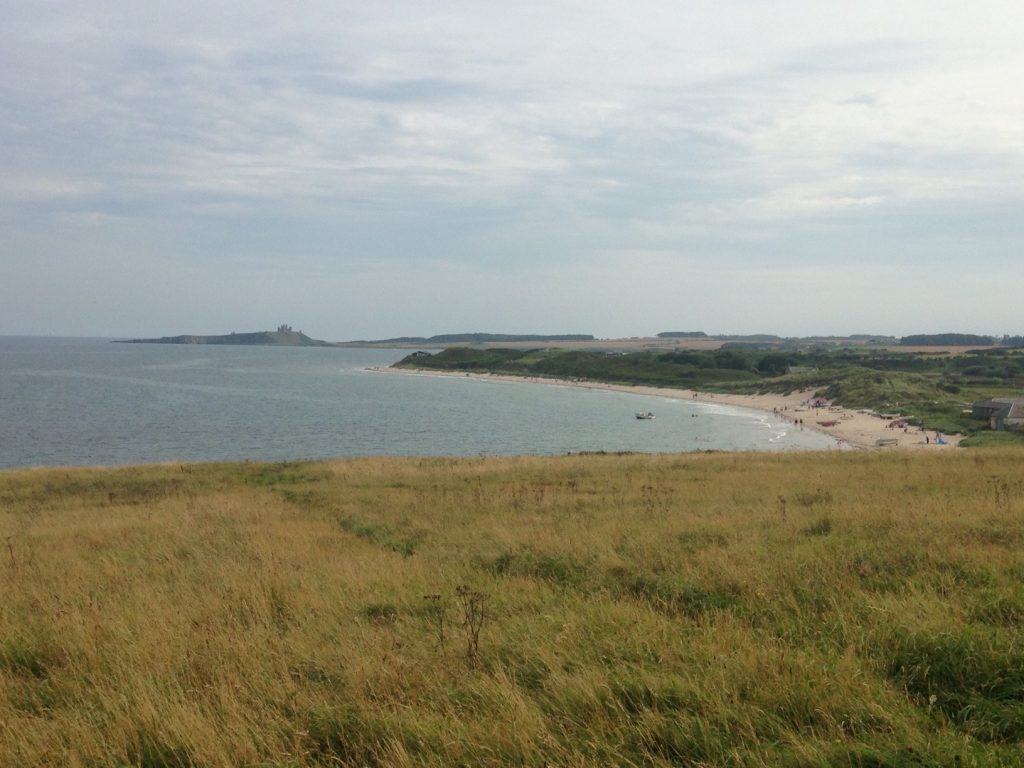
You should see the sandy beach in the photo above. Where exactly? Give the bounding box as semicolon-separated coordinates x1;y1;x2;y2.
372;367;962;451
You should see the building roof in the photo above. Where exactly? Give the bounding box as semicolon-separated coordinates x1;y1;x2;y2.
992;399;1024;425
975;397;1018;409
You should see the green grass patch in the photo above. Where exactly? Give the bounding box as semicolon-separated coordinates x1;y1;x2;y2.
884;626;1024;742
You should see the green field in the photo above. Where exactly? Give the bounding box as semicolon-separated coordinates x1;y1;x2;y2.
3;450;1024;766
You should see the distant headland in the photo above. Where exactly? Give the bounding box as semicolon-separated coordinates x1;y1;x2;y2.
115;325;332;347
114;328;599;348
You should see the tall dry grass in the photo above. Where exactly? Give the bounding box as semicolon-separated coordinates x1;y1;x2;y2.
2;450;1024;766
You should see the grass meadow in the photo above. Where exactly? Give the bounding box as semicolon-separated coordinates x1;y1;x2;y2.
2;449;1024;766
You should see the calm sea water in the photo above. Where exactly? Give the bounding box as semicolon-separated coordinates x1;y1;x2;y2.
0;337;837;468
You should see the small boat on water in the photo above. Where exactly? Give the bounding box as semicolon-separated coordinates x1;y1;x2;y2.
635;411;655;420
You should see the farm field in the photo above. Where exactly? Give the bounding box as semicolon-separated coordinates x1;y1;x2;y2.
2;450;1024;766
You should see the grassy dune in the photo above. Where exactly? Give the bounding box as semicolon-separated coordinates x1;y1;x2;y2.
2;450;1024;766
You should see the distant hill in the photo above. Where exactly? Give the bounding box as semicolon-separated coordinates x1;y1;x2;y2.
115;327;332;347
658;332;783;342
899;333;996;347
349;333;595;344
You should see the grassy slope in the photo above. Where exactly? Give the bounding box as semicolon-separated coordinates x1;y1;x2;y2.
3;451;1024;766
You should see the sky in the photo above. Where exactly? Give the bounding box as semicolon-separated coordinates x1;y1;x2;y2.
2;1;1023;340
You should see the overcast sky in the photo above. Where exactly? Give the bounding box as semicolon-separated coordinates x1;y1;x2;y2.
2;1;1023;340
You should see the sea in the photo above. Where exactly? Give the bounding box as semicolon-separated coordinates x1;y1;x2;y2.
0;337;838;469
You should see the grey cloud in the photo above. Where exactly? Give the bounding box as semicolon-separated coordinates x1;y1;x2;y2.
841;93;879;107
777;39;929;76
293;74;480;102
2;1;1023;337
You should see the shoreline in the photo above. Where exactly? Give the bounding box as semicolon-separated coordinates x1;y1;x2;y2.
371;366;962;452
